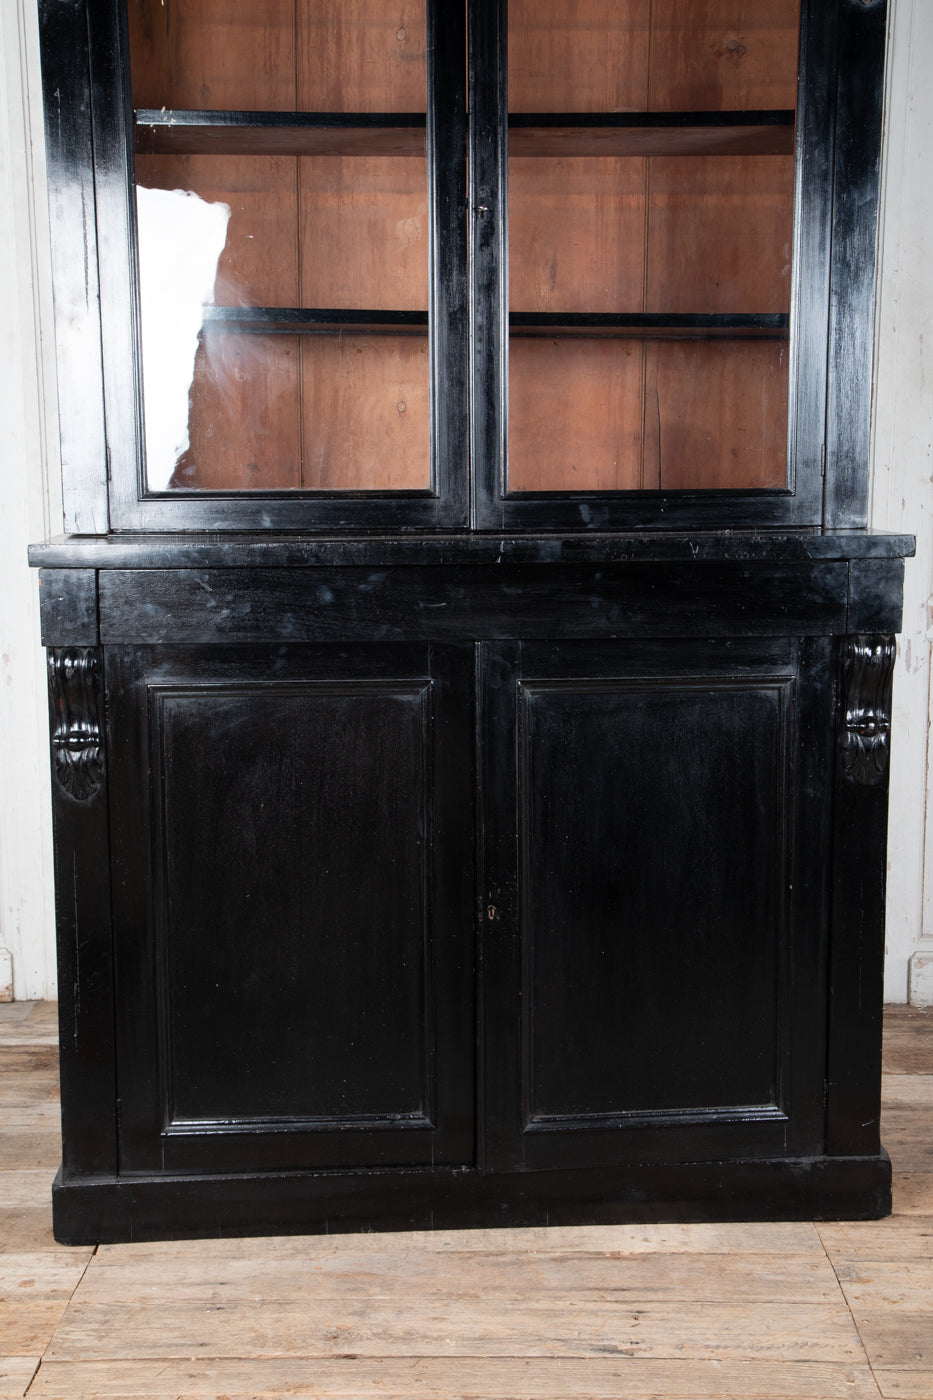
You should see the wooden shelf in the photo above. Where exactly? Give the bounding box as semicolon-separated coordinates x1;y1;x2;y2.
134;110;427;157
509;313;790;339
508;111;795;158
198;308;789;339
135;109;794;159
199;307;430;334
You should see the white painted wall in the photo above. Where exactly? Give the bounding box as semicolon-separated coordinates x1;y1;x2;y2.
0;0;931;1001
871;0;933;1003
0;0;59;1000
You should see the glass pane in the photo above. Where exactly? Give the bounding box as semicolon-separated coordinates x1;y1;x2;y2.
646;340;790;490
127;0;427;112
508;0;798;112
158;330;429;492
508;339;646;492
507;0;800;494
128;1;431;493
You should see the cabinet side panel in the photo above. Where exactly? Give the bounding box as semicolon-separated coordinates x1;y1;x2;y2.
826;634;894;1155
47;647;116;1179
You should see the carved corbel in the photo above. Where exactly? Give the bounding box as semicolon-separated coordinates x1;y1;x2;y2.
839;635;896;786
48;648;104;802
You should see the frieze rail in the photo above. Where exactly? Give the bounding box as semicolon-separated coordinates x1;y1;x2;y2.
839;635;896;786
48;648;104;802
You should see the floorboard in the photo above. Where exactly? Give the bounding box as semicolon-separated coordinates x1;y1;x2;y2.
0;1360;38;1400
1;999;930;1400
23;1356;887;1399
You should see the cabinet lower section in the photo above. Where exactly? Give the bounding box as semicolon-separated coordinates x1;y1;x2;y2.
37;546;907;1242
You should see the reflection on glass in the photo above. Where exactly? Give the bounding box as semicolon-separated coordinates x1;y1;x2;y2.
136;168;431;492
137;187;230;490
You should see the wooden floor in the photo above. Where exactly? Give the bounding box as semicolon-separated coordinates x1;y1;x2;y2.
1;1003;931;1400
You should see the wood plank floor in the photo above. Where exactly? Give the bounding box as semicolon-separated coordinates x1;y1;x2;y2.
1;1002;930;1400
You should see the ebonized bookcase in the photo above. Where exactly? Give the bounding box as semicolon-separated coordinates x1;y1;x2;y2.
31;0;914;1243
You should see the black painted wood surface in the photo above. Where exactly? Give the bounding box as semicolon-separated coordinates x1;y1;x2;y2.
32;0;911;1243
38;550;905;1237
46;647;116;1179
30;532;916;572
94;563;853;645
38;0;109;535
107;644;475;1176
478;635;835;1178
52;1152;893;1246
824;0;889;528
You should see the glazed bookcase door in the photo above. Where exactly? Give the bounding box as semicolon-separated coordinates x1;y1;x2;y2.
480;636;835;1171
84;0;469;530
41;0;884;534
106;643;475;1175
471;0;864;531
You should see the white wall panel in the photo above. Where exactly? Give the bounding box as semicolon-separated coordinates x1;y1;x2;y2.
871;0;933;1002
0;0;59;1000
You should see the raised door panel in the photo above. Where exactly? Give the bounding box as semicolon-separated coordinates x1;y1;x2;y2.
481;637;833;1171
107;643;474;1175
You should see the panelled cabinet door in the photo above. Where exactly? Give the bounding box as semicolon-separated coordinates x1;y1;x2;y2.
106;643;475;1174
480;637;835;1171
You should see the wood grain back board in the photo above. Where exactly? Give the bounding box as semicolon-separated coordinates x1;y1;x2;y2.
507;0;799;492
127;0;428;111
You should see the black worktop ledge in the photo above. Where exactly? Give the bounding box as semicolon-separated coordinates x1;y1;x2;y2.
29;531;916;570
